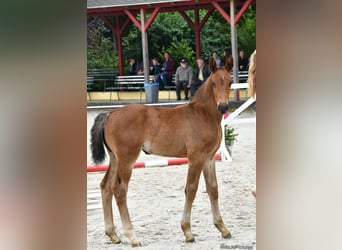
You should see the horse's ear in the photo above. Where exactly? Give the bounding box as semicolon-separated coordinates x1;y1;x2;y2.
209;58;217;73
224;55;233;72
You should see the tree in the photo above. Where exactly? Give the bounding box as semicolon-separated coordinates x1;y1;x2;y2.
159;39;196;69
87;17;117;69
200;9;231;60
237;6;256;57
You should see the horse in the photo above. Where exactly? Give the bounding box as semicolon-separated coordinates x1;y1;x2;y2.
248;50;256;98
247;50;257;198
90;56;233;247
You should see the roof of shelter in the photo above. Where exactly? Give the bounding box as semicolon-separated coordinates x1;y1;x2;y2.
87;0;256;76
87;0;254;15
88;0;188;9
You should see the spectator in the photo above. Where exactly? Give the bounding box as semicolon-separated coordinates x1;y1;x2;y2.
175;58;193;101
128;58;143;75
211;51;221;68
221;48;232;67
149;57;162;83
238;50;248;71
190;58;211;98
156;51;175;89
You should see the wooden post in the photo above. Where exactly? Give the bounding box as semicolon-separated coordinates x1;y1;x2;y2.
140;8;150;84
230;0;240;101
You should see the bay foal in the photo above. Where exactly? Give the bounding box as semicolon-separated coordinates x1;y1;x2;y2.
90;57;233;246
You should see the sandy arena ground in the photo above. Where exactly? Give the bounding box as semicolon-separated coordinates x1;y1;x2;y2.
87;109;256;250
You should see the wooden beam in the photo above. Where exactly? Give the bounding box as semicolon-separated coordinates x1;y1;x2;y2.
234;0;252;24
178;11;195;30
230;0;239;101
212;2;231;24
140;9;150;84
124;9;142;30
179;8;215;58
144;7;160;31
198;8;214;30
101;16;116;32
119;17;131;34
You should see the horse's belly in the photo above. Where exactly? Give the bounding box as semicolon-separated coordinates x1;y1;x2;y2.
142;138;187;158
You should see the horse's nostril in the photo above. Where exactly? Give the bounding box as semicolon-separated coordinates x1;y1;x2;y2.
218;103;228;114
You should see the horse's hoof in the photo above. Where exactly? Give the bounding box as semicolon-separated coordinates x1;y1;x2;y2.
222;231;232;239
131;240;142;247
185;235;195;243
107;233;121;244
110;237;121;244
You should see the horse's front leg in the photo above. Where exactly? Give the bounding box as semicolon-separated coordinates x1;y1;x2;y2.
202;158;231;239
181;157;204;242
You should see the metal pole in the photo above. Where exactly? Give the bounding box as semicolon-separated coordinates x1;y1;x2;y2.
230;0;240;101
140;8;150;83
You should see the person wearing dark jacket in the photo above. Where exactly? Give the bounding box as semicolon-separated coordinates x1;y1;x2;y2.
128;58;143;75
175;58;193;100
220;48;232;67
238;50;249;71
155;51;175;89
149;57;162;83
190;58;211;98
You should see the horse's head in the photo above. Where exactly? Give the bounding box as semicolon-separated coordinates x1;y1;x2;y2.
208;56;233;115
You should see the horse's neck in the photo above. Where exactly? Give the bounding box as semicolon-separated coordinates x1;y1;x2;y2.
190;82;222;121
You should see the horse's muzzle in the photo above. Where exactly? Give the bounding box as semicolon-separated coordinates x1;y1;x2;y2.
218;103;229;115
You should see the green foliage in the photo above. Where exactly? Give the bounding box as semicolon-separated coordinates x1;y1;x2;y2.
87;36;118;69
237;6;256;56
87;17;118;69
148;12;194;61
200;10;231;60
159;39;196;68
224;126;239;146
122;23;141;61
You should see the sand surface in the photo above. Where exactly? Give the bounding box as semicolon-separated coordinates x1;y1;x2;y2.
87;109;256;249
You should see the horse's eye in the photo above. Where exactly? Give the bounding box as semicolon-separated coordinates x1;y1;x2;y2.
212;82;216;88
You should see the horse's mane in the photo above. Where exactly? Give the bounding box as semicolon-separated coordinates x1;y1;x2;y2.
189;74;215;110
248;50;256;97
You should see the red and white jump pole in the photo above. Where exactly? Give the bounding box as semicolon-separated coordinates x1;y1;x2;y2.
87;154;221;172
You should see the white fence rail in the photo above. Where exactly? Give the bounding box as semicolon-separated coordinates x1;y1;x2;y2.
219;83;256;162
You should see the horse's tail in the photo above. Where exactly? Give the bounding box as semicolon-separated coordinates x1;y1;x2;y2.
90;113;108;164
248;50;256;97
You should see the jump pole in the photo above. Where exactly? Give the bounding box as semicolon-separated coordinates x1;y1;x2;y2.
219;96;256;162
87;154;221;172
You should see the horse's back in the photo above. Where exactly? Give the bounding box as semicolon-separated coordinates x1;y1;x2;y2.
104;104;149;150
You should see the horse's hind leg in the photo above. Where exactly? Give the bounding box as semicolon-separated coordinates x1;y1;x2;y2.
112;147;141;247
181;157;204;242
100;152;121;244
202;158;231;239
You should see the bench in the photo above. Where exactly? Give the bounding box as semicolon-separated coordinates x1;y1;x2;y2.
87;76;94;100
92;71;249;102
234;71;249;82
106;75;155;102
87;68;117;91
165;71;247;101
164;75;176;100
